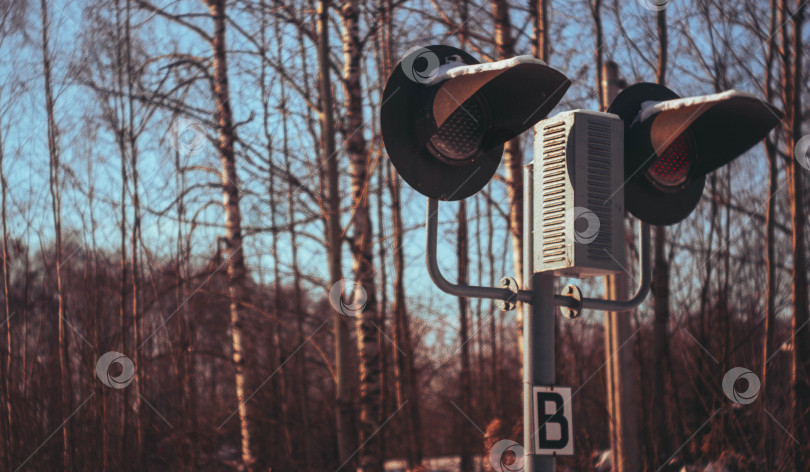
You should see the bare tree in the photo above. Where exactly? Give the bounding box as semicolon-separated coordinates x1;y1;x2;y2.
760;1;780;468
0;12;18;468
379;2;422;466
40;1;73;469
530;0;549;61
489;0;525;353
0;93;11;472
0;1;803;470
651;7;673;468
203;0;256;468
317;0;358;467
595;6;640;471
340;0;382;469
457;201;473;472
780;0;810;466
124;1;145;465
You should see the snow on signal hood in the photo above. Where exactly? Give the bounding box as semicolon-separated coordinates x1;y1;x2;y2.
425;55;547;85
636;90;760;124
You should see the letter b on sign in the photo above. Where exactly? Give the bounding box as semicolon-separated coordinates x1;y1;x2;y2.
532;386;573;455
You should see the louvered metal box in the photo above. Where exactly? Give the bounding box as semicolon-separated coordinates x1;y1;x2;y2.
532;110;625;277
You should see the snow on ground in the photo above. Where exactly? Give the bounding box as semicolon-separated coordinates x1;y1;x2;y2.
385;456;484;472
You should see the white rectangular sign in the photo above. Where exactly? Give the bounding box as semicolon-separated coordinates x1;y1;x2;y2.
532;386;574;456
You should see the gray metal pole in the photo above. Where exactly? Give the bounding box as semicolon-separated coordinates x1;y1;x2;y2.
523;165;555;472
524;273;556;472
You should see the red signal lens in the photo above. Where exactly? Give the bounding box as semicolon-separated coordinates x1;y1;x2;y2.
428;94;489;165
646;132;694;190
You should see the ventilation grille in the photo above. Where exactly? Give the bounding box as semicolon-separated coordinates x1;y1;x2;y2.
585;119;613;261
540;121;568;265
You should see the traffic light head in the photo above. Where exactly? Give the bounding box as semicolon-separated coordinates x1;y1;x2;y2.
381;45;570;200
609;83;783;226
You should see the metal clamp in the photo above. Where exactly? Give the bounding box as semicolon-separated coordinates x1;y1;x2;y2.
495;277;519;311
559;285;582;318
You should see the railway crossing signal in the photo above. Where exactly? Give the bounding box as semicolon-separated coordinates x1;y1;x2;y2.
379;46;782;472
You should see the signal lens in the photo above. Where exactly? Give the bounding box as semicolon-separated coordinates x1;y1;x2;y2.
428;95;489;165
646;132;694;190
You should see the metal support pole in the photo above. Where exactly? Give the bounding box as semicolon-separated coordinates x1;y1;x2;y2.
424;165;650;472
524;273;555;472
523;165;555;472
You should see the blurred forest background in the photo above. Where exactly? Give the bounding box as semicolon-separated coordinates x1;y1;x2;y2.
0;0;807;470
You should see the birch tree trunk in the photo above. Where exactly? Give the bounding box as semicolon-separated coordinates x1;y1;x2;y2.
341;0;382;469
126;0;144;463
318;0;357;466
203;0;255;469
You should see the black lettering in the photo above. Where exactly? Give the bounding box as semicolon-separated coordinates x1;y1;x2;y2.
536;392;569;450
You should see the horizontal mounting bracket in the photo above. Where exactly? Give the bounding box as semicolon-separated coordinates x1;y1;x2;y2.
425;198;650;313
